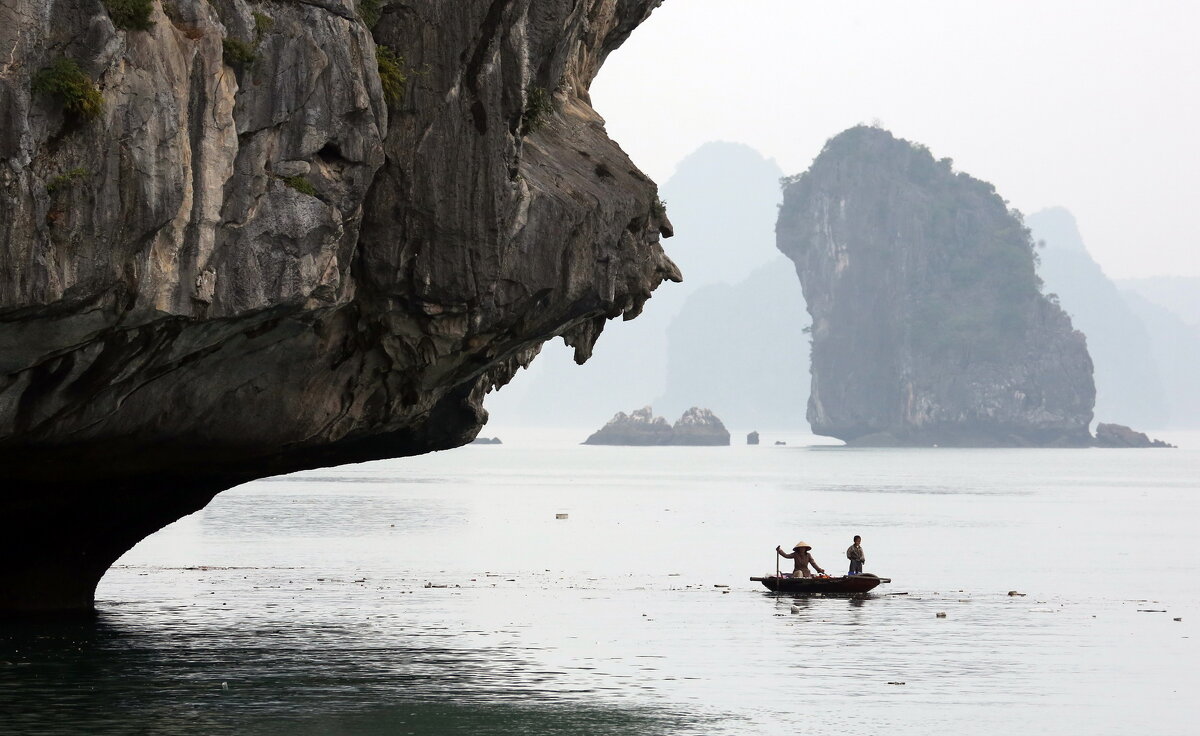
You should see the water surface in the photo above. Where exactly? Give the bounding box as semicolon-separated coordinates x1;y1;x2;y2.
4;429;1197;734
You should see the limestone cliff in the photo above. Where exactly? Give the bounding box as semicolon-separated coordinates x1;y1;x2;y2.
0;0;676;613
776;127;1094;447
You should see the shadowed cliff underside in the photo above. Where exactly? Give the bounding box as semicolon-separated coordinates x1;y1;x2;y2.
0;0;677;613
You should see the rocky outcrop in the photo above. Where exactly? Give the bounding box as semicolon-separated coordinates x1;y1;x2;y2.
583;406;674;445
583;406;729;445
1093;423;1173;448
746;431;759;445
777;127;1095;447
670;406;730;445
0;0;676;613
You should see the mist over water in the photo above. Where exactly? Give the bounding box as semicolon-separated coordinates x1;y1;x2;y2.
5;432;1196;735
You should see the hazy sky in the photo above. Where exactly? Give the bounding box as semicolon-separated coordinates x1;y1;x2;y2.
591;0;1200;279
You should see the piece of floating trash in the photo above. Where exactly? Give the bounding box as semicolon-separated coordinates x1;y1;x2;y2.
1174;617;1183;622
935;612;947;618
1007;591;1026;597
221;682;229;691
790;606;800;614
555;513;568;520
722;590;730;594
424;582;432;588
714;584;728;588
887;681;906;686
1137;609;1168;613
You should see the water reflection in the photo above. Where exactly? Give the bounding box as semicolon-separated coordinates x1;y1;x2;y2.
0;613;697;735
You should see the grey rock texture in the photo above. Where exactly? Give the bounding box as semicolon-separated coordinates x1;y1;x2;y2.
583;405;728;445
777;127;1095;447
1093;423;1173;448
0;0;676;613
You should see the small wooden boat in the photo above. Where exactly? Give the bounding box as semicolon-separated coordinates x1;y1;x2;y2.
750;573;890;595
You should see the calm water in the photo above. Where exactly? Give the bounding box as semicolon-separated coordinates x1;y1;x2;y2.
3;428;1198;735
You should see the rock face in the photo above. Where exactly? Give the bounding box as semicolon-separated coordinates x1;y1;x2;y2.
747;431;759;445
0;0;676;613
583;406;729;446
777;127;1095;447
1093;423;1173;448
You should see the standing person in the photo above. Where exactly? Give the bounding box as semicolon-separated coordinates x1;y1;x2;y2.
776;542;825;578
846;535;865;575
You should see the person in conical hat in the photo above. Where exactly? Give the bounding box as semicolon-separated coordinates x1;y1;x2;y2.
776;541;825;578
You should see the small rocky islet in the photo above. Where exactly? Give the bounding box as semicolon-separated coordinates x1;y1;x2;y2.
583;406;731;446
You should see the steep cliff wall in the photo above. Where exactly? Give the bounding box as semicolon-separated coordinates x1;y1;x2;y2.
776;126;1094;446
0;0;676;613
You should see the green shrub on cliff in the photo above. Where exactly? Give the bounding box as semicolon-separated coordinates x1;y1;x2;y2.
46;167;90;194
253;11;274;37
359;0;383;28
32;58;104;122
375;46;407;104
280;175;317;196
102;0;154;31
223;38;258;67
521;87;553;135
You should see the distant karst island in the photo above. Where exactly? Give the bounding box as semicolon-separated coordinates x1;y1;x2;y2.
776;126;1168;448
584;407;731;446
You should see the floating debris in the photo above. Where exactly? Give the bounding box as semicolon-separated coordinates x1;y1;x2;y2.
1007;591;1026;597
1174;617;1183;622
1137;609;1167;613
935;612;947;618
555;513;568;520
790;606;800;614
887;681;906;685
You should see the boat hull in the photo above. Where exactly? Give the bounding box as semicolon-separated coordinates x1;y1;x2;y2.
750;573;889;595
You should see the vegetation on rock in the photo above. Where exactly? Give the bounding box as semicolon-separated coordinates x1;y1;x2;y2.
375;45;407;104
32;58;104;122
46;167;89;194
280;175;317;196
359;0;383;28
102;0;154;31
252;11;274;36
222;38;257;67
521;87;553;134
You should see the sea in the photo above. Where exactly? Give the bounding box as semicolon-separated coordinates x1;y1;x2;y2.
3;427;1197;735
